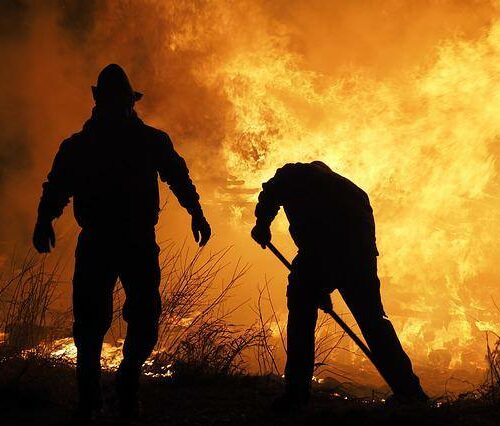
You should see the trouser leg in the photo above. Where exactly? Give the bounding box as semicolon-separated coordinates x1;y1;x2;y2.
284;255;320;400
73;233;117;408
339;258;425;397
116;239;161;402
285;287;318;399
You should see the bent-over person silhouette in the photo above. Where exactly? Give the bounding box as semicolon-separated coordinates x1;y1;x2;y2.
33;64;211;421
251;161;428;412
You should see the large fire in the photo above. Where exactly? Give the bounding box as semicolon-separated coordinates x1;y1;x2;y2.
2;1;500;394
183;2;500;377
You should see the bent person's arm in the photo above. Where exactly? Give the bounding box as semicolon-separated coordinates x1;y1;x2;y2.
157;133;211;246
252;165;291;248
255;166;290;227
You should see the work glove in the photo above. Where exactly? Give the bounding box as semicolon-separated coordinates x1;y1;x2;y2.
318;292;333;313
33;220;56;253
191;214;211;247
251;223;271;249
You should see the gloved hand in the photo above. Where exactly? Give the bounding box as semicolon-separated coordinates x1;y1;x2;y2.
318;292;333;313
191;214;211;247
33;221;56;253
251;224;271;249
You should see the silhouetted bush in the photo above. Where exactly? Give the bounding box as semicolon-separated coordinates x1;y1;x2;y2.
0;243;268;381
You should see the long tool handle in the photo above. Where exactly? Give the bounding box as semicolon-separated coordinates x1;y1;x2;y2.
266;241;392;390
266;241;293;270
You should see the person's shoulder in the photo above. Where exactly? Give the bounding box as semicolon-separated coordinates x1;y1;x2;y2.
59;130;87;152
276;162;304;175
140;122;172;143
335;174;371;203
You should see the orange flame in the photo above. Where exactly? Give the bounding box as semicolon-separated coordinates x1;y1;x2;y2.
174;3;500;376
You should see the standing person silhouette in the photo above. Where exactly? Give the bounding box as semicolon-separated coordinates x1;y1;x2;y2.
33;64;211;421
251;161;427;412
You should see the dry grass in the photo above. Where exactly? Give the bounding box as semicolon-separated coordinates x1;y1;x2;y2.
0;242;268;380
478;331;500;403
0;250;69;358
252;279;356;385
2;245;500;424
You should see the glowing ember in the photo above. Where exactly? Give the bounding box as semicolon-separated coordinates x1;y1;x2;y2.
312;375;324;384
143;360;174;378
49;338;123;370
49;338;78;361
47;338;174;377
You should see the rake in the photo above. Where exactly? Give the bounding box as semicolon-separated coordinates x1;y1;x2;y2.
266;241;392;390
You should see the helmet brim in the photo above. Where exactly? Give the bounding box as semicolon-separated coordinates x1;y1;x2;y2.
92;86;143;102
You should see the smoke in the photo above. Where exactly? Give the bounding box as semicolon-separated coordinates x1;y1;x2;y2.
1;0;500;385
1;0;495;234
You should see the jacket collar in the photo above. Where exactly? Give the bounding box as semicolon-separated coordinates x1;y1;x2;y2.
82;107;143;135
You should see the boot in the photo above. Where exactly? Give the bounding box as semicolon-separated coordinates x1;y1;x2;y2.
72;401;102;424
385;387;430;408
116;362;142;420
271;384;310;414
73;373;103;423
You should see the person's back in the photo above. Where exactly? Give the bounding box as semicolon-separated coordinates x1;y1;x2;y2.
255;161;378;259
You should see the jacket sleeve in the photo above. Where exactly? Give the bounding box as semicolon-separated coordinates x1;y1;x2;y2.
255;164;293;227
37;139;74;223
156;133;203;217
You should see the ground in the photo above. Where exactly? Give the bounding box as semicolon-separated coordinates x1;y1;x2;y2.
0;357;498;426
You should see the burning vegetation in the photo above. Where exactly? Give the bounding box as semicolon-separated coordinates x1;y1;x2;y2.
0;1;499;385
0;244;264;377
0;244;500;425
1;1;500;423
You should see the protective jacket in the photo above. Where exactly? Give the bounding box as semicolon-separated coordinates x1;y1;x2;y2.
37;111;202;236
255;161;379;258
